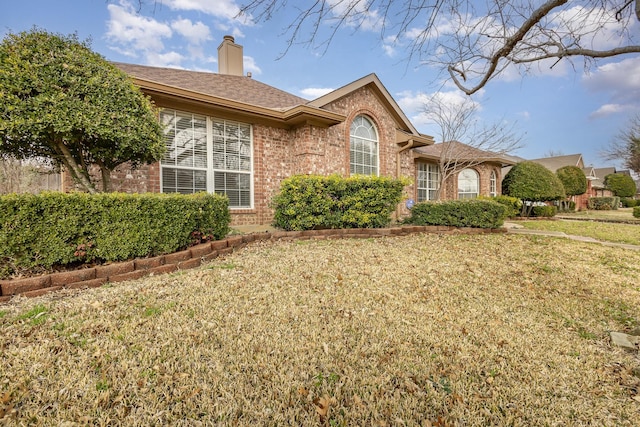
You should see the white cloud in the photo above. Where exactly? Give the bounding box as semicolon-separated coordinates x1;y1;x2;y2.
243;56;262;75
327;0;383;31
300;87;335;98
589;103;634;118
396;89;482;131
171;18;211;44
106;1;172;53
584;56;640;117
165;0;248;22
146;51;185;68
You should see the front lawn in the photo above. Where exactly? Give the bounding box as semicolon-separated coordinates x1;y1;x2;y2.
1;234;639;425
558;207;640;222
518;219;640;246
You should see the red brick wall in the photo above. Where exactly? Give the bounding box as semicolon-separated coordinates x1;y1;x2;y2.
64;85;416;226
414;161;504;200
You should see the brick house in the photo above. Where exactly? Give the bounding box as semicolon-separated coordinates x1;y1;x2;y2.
66;36;512;226
413;141;515;201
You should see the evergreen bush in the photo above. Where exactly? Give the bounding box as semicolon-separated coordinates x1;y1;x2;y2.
405;199;508;229
271;175;408;231
0;192;229;278
587;197;620;210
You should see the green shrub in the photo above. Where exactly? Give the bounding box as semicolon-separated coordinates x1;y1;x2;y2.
0;192;229;278
271;175;408;231
634;206;640;218
502;161;565;203
478;195;522;218
588;197;620;210
405;199;508;229
604;173;637;198
532;205;557;217
621;198;638;208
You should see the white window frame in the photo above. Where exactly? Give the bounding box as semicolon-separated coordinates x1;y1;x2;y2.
458;168;479;199
349;115;379;176
160;109;253;209
490;170;497;197
417;163;440;202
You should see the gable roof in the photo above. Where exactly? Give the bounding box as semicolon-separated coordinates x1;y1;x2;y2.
115;63;432;147
308;74;432;146
529;154;584;172
413;141;518;165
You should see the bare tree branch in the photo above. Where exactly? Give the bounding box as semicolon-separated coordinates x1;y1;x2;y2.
239;0;640;95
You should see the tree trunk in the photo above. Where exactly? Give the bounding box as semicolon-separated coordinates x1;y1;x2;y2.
55;141;97;193
99;165;112;192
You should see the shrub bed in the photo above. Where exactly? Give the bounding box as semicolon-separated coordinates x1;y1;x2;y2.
271;175;407;231
0;192;229;278
404;199;508;229
478;195;522;218
532;205;557;217
587;196;620;210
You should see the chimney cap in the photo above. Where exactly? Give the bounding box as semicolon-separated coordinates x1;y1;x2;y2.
223;35;235;43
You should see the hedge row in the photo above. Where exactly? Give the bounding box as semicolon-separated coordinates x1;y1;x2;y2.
271;175;408;231
404;199;508;229
621;198;639;208
588;196;620;210
478;195;522;218
0;192;229;278
634;206;640;218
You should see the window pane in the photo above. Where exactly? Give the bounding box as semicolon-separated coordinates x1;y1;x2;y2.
349;115;378;176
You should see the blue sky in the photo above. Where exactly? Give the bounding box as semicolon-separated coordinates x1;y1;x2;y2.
2;0;639;168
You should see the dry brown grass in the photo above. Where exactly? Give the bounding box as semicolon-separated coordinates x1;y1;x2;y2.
1;233;639;426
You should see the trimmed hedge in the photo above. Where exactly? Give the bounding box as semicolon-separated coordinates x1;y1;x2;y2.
634;206;640;218
587;196;620;210
271;174;408;231
0;192;229;277
405;199;508;229
621;198;638;208
532;205;557;217
478;195;522;218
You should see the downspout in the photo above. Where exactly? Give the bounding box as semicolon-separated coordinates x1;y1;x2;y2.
395;139;416;221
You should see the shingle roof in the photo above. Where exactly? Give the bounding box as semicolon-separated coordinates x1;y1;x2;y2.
114;62;309;110
414;141;517;164
529;154;583;172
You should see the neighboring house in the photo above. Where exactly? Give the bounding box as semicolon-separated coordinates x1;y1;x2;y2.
61;36;509;226
590;167;632;197
412;141;517;201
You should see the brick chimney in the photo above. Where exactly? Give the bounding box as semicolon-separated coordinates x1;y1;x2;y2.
218;35;243;76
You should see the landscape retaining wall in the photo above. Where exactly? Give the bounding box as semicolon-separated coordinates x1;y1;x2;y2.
0;225;506;302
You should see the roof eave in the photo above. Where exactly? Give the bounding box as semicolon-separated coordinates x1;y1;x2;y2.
133;77;345;129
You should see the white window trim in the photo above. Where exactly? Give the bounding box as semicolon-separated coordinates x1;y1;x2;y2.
489;170;497;197
160;109;254;210
458;168;479;199
349;115;379;176
417;163;440;202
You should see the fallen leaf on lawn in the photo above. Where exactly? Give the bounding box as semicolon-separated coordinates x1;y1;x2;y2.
313;395;331;420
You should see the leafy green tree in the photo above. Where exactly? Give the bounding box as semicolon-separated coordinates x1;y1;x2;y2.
556;166;587;197
556;165;587;211
604;173;637;198
0;29;165;193
502;161;565;216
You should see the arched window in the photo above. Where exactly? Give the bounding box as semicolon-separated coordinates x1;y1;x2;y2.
490;170;497;197
458;168;479;199
350;115;378;176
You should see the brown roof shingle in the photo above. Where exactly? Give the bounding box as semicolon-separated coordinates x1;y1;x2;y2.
114;62;309;110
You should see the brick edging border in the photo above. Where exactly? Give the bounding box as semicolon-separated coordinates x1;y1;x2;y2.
0;225;506;303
